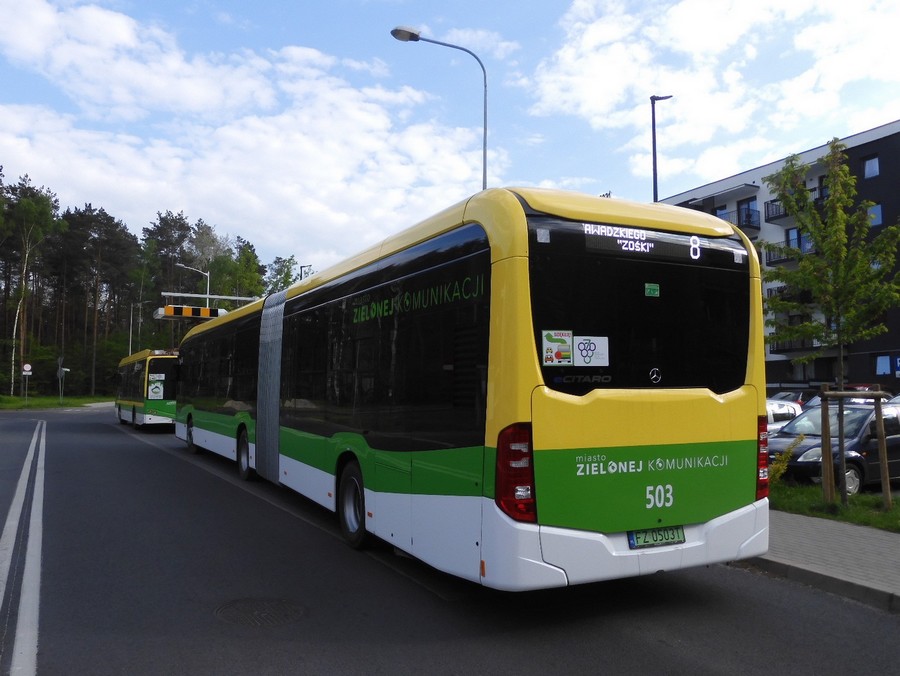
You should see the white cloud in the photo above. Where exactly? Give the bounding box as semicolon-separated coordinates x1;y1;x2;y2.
0;1;490;268
2;0;899;269
441;28;521;60
0;0;277;121
529;0;900;192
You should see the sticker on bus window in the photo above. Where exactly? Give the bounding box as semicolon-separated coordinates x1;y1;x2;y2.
574;336;609;366
147;381;164;400
542;330;573;365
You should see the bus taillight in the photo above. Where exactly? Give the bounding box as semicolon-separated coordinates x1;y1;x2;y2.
756;415;769;500
496;423;537;523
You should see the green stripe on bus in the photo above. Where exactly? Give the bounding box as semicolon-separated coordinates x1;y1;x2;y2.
533;439;757;533
279;427;486;497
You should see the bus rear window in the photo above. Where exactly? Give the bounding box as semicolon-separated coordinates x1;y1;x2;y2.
529;217;751;395
147;357;178;400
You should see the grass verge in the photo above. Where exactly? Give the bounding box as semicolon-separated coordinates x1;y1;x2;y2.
0;395;113;410
770;481;900;534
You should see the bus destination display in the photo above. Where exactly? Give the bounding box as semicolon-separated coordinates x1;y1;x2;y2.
583;222;748;268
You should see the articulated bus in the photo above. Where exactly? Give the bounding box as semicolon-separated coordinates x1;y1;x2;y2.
175;188;769;591
116;349;179;427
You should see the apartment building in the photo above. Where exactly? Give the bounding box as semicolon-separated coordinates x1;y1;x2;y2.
661;119;900;393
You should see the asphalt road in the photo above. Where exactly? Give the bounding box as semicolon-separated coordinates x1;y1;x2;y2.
1;405;899;675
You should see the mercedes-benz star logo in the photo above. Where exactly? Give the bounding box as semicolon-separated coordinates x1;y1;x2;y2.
649;367;662;384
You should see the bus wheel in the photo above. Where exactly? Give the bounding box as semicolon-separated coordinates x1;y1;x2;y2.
237;429;256;481
186;418;200;454
338;461;370;550
131;407;139;428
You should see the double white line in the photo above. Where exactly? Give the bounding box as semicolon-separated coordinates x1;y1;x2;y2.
0;420;46;675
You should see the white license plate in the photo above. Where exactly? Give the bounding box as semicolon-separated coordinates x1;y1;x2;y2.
627;525;686;550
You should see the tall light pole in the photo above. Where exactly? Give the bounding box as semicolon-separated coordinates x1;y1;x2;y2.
650;94;672;202
128;300;151;354
391;26;488;191
176;262;210;307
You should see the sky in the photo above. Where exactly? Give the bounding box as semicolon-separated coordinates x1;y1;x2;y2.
1;0;899;271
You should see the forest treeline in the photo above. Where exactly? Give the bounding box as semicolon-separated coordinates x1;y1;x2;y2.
0;169;304;398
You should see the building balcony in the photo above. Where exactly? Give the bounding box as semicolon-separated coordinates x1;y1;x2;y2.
765;199;788;221
764;235;815;265
769;337;822;353
718;206;760;233
764;187;828;222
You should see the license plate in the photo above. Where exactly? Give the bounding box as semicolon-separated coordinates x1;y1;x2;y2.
627;525;686;550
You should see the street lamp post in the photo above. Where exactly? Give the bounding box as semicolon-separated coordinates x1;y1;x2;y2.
391;26;488;191
650;94;673;202
128;300;151;354
175;262;210;307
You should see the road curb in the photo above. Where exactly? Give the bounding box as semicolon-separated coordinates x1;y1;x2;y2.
746;557;899;614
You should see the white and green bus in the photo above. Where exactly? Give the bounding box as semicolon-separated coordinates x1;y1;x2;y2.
116;349;179;427
175;188;769;591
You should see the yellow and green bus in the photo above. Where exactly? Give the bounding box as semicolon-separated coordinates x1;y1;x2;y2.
175;188;769;591
116;349;179;427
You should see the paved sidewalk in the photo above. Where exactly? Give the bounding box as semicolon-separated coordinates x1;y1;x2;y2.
751;510;900;613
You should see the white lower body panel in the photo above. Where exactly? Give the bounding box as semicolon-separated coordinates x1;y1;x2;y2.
481;498;768;591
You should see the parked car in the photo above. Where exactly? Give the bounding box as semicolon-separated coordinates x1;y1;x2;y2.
803;384;893;409
766;399;802;433
768;389;818;407
767;404;900;495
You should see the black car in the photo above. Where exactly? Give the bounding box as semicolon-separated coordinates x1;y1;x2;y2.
767;404;900;495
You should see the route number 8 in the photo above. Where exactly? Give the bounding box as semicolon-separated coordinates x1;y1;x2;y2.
689;236;701;260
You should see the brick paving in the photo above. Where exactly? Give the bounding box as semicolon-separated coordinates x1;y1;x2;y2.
754;509;900;613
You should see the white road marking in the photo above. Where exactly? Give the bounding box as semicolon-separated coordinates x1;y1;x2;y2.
0;420;44;676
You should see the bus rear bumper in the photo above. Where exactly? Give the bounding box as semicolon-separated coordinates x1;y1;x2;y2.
480;502;570;591
540;498;769;586
480;499;768;591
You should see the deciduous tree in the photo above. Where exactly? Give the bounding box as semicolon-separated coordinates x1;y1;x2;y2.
762;139;900;385
5;176;66;394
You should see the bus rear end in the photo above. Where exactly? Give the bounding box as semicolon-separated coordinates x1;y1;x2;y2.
481;191;768;590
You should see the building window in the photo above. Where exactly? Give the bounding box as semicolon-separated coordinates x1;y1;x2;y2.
868;203;883;226
715;204;727;219
786;227;812;253
816;175;829;202
875;355;891;376
863;155;879;179
736;196;759;228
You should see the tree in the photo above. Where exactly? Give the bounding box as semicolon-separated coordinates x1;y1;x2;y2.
5;176;66;394
762;139;900;385
762;140;900;505
186;218;233;269
67;205;140;394
143;210;192;299
228;237;265;299
0;165;7;249
264;255;300;294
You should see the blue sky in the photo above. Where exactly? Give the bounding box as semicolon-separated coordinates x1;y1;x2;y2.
1;0;898;269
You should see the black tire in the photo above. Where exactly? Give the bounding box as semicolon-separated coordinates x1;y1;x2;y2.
237;429;255;481
131;407;139;428
338;461;370;549
186;418;200;454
